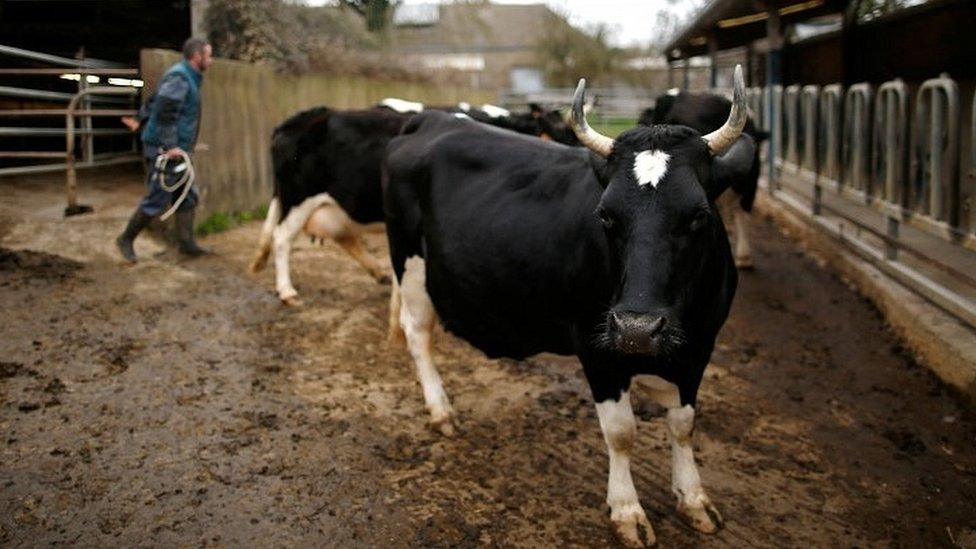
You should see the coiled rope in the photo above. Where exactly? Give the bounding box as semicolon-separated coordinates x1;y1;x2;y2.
152;150;195;221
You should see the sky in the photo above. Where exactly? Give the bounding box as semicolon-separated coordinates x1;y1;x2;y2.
469;0;701;48
302;0;703;48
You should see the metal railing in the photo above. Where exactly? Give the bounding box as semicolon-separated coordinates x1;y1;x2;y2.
784;85;802;169
64;86;140;214
768;85;783;184
801;85;820;173
747;86;765;130
913;74;960;233
819;84;843;183
763;74;976;329
970;92;976;248
873;79;909;207
0;44;141;181
843;83;873;198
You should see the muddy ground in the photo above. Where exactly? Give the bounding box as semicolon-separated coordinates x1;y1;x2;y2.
1;168;975;548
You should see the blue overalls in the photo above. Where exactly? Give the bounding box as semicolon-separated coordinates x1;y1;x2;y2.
137;61;203;216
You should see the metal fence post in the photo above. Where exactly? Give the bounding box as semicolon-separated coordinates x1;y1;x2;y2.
969;91;976;247
768;85;783;187
820;84;844;184
64;86;140;216
843;83;873;200
874;79;909;206
747;86;764;131
885;214;900;260
784;85;801;171
801;85;820;175
913;73;960;232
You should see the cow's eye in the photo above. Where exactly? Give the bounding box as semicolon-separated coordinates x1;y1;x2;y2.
689;209;710;232
596;207;615;229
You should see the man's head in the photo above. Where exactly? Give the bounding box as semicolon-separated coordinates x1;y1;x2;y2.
183;38;213;72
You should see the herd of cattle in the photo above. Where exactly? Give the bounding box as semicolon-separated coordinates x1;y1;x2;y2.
249;65;760;547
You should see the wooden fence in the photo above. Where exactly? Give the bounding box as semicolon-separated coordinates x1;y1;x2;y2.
140;49;493;222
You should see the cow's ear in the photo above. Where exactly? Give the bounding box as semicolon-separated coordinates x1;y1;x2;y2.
587;151;610;188
706;134;755;201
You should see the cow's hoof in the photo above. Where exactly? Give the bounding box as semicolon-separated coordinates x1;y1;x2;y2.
430;416;456;438
387;328;406;348
677;499;723;534
734;257;754;270
611;509;656;547
280;295;302;307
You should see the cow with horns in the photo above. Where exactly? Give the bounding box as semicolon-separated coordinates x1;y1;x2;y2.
382;66;755;546
639;89;769;269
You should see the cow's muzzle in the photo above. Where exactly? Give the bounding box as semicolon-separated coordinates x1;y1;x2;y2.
608;311;667;355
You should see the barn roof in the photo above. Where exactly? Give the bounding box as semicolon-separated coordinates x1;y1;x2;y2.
663;0;847;60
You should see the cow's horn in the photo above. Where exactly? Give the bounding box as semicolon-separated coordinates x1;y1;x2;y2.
570;78;613;157
703;64;747;155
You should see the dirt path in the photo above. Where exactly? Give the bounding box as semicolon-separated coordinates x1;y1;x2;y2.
1;172;974;547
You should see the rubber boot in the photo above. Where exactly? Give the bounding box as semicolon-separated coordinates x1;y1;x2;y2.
116;209;153;263
176;209;211;257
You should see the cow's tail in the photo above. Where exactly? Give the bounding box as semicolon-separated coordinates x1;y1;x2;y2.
249;196;281;273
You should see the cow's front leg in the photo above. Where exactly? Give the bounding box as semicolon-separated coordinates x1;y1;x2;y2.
595;391;656;548
666;404;722;533
398;256;454;436
732;209;753;270
639;375;721;533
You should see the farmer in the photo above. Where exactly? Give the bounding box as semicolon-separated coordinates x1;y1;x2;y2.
116;37;213;263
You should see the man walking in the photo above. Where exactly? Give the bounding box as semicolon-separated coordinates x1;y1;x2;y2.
116;37;213;262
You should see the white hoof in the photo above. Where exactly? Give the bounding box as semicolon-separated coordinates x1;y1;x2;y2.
610;507;656;547
677;496;723;534
429;414;455;438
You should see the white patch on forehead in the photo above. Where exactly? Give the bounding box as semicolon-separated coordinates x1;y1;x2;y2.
380;98;424;113
633;150;670;188
666;87;680;96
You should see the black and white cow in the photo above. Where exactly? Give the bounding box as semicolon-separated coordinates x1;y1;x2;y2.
250;106;412;305
378;97;579;146
382;66;755;547
639;89;769;269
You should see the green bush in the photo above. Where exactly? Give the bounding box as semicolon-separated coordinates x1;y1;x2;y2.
197;205;268;236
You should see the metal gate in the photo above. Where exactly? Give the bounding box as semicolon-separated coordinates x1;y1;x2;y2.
0;44;141;214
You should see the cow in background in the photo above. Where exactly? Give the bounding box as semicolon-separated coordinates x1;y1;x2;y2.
640;89;769;269
250;107;411;305
378;98;579;146
250;99;580;305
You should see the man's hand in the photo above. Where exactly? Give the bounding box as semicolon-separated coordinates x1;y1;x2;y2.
120;116;140;132
164;147;186;159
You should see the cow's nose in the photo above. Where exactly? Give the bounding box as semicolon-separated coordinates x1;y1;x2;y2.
610;311;667;336
645;316;666;336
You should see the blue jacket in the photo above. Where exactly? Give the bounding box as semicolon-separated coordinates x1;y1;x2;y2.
141;61;203;155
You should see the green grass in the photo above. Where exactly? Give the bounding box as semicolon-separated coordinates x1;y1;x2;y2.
591;117;637;139
197;204;268;236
